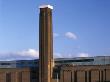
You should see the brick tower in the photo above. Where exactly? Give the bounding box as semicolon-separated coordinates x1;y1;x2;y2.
39;5;53;82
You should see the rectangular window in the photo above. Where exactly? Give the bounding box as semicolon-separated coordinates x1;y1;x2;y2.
6;73;11;82
18;72;22;82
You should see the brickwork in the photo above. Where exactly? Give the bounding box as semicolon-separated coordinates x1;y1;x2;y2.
59;65;110;82
0;68;30;82
39;5;53;82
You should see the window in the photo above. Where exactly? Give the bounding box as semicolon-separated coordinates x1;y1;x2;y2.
18;72;22;82
6;73;11;82
1;63;11;65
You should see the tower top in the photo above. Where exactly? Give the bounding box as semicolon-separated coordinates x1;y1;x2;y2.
39;5;53;9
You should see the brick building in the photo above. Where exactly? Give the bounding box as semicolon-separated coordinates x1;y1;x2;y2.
0;56;109;82
53;56;110;82
1;4;110;82
0;60;38;82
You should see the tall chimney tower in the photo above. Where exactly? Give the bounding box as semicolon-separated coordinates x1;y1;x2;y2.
39;5;53;82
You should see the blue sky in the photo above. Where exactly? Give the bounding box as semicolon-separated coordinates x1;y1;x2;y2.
0;0;110;60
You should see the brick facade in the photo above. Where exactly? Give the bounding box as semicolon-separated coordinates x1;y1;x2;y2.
59;65;110;82
0;68;30;82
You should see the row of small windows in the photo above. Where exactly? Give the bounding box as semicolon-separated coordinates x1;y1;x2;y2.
0;61;38;65
55;59;94;63
0;63;11;65
17;61;38;64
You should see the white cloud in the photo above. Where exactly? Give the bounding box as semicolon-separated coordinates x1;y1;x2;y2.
0;49;90;61
0;49;39;60
54;53;73;58
77;53;89;57
53;52;90;58
17;49;39;58
54;53;62;58
65;32;77;40
0;49;63;60
53;33;59;37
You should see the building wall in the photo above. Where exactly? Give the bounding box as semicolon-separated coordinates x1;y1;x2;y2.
59;65;110;82
63;70;72;82
0;68;30;82
106;69;110;81
77;71;85;82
